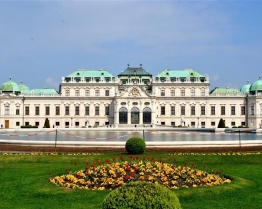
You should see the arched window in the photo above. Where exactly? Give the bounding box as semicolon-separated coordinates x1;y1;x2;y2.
119;107;128;124
143;107;151;124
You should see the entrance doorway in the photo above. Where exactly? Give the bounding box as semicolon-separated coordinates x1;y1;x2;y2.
119;107;128;124
131;107;139;124
5;120;9;128
143;107;151;124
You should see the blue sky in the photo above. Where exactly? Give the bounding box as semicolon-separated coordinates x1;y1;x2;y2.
0;0;261;91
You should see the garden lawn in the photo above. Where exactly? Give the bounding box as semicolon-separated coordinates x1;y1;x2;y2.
0;152;261;209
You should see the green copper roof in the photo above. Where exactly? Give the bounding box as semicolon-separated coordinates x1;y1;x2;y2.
29;88;58;95
0;78;20;92
118;65;152;77
240;81;251;93
250;77;262;92
210;87;243;95
156;69;205;78
19;82;30;94
66;69;114;78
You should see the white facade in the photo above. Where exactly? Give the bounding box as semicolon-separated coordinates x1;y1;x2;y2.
1;67;262;129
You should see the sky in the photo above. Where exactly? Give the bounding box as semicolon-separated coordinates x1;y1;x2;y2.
0;0;262;91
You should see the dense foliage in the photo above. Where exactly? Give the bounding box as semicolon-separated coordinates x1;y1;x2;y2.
125;137;146;154
101;181;182;209
218;118;226;128
43;118;50;128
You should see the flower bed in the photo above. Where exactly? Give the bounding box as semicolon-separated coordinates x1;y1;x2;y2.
50;155;231;190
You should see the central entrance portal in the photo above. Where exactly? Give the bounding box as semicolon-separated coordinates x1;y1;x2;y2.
131;107;139;124
143;107;151;124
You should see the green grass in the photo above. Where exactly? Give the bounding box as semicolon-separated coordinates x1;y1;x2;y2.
0;152;261;209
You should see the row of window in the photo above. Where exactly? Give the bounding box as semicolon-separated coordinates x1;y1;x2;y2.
167;121;245;127
5;106;110;116
3;105;251;117
160;89;205;97
65;89;110;97
160;106;246;116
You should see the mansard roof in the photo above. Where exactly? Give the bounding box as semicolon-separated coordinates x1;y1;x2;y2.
118;64;152;77
156;68;205;78
28;88;59;95
210;87;244;96
66;69;114;78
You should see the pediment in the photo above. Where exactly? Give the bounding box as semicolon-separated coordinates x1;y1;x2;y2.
119;86;150;98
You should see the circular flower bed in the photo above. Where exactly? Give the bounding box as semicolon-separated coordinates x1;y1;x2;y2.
50;155;231;190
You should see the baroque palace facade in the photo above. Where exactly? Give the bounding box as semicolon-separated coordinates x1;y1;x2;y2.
0;64;262;129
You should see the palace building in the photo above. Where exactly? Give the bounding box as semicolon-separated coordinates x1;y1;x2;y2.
0;64;262;129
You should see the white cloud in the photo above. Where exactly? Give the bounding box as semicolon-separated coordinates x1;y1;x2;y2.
45;77;59;89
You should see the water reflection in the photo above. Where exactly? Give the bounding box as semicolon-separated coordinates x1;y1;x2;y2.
0;130;262;142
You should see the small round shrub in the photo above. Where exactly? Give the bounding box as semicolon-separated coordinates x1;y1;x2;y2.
125;137;146;154
101;181;182;209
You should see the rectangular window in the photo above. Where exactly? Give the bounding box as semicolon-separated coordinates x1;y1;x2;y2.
211;121;215;126
75;90;80;96
35;122;39;127
35;106;39;116
5;106;10;115
241;121;245;126
191;89;195;96
181;89;185;96
191;121;195;127
191;106;195;115
105;90;110;96
65;121;69;128
25;106;29;115
95;106;99;115
55;106;60;115
181;106;185;115
171;89;175;96
201;89;205;96
16;121;20;126
45;106;50;115
25;122;29;126
85;106;90;115
231;106;235;115
171;122;175;126
16;106;20;115
85;89;90;96
221;106;225;115
105;106;109;115
55;121;60;126
65;90;70;96
241;106;245;115
161;106;165;115
75;106;79;115
75;121;79;127
161;122;165;125
171;106;175;115
95;122;99;126
201;121;205;128
95;90;100;96
231;121;236;126
161;90;165;96
251;105;254;115
65;106;69;115
201;106;205;115
211;106;215;115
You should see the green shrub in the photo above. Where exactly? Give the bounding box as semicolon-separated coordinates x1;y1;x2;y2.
218;118;225;128
101;181;182;209
43;118;50;128
125;137;146;154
